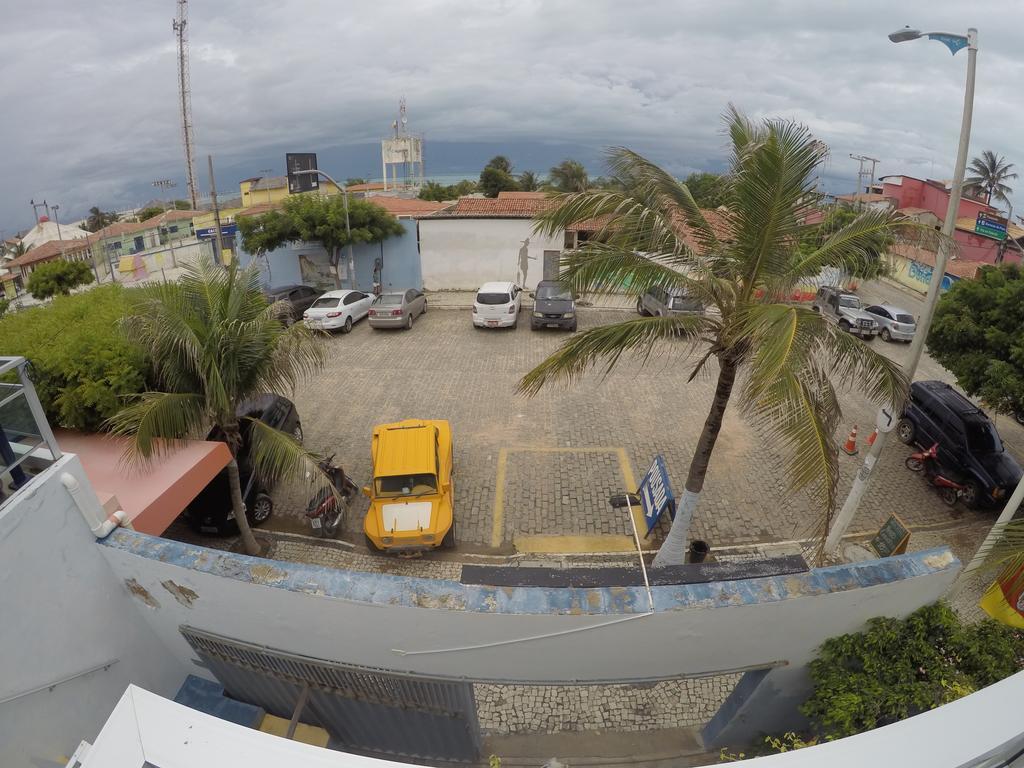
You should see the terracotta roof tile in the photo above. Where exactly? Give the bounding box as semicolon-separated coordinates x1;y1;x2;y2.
368;197;449;217
6;237;95;268
434;195;553;218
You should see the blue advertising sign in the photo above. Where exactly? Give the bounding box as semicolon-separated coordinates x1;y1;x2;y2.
196;223;238;240
638;455;675;535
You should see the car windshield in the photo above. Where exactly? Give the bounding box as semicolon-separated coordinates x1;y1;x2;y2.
839;296;861;309
896;313;915;324
477;292;511;305
374;294;404;305
310;297;340;309
671;296;702;311
536;285;572;301
375;473;438;497
966;421;1002;453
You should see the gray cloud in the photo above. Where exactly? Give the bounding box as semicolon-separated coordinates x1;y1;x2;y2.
2;0;1020;234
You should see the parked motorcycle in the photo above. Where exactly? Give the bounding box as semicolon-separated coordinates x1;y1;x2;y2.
905;443;969;507
305;455;359;538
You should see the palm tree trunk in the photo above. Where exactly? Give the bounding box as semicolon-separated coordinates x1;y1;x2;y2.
227;457;261;556
652;355;738;568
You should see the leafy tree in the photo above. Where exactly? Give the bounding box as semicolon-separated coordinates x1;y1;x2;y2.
966;150;1017;204
237;194;405;288
173;199;193;210
84;206;120;232
0;284;148;430
927;263;1024;417
683;171;728;208
518;171;541;192
418;180;478;202
549;160;589;193
135;205;166;223
521;108;909;566
480;156;519;197
26;259;94;299
108;257;329;556
802;602;1024;738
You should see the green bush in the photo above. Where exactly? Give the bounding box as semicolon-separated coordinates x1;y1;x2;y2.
26;259;95;299
802;602;1024;738
0;284;149;431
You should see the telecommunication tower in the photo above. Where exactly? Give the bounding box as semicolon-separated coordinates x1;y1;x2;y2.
381;99;424;191
173;0;199;209
850;154;880;201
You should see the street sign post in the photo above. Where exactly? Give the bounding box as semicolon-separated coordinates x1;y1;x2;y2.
286;153;319;194
638;455;676;536
976;211;1008;240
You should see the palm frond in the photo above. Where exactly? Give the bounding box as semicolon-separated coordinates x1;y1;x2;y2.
518;314;710;396
244;415;336;500
106;391;207;463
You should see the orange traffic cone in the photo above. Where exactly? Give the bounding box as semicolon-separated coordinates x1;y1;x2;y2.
866;428;878;448
842;425;859;456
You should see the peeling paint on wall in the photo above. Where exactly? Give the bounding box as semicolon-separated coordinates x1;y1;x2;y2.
125;578;160;609
161;580;199;607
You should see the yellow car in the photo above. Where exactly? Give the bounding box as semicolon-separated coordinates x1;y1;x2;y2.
363;419;455;553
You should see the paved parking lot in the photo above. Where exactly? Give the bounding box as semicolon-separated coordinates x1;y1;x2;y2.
263;279;1024;556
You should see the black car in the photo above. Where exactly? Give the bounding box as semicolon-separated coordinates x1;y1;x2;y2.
264;284;323;326
529;281;577;331
897;381;1022;508
185;394;302;534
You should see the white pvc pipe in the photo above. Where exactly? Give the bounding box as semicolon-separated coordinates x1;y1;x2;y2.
61;472;130;539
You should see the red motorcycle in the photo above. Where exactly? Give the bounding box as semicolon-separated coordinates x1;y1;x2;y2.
305;455;359;538
905;443;969;507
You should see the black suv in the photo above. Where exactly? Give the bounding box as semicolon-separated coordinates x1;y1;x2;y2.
264;284;323;326
185;394;302;534
897;381;1022;508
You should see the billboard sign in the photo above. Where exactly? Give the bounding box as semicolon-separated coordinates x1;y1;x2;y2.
638;455;675;535
195;223;238;240
976;211;1007;240
286;153;319;194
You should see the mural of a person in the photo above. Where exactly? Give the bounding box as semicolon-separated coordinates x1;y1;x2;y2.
517;237;536;287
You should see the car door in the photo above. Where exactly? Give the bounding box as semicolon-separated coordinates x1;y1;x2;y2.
350;291;372;320
409;289;425;317
297;286;319;314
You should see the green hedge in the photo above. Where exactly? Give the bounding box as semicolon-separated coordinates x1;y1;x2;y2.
0;284;149;431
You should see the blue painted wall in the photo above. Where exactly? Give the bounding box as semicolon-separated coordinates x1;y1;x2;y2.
237;220;422;292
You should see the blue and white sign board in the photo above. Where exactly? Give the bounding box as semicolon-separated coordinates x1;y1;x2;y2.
638;454;675;535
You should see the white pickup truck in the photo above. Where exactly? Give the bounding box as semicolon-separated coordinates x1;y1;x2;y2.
811;286;878;340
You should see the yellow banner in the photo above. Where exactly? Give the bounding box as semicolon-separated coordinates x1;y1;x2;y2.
979;563;1024;628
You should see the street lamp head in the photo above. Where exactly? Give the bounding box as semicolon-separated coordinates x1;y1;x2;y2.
889;26;923;43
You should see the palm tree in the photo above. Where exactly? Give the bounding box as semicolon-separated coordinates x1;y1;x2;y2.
85;206;119;232
519;171;541;192
549;160;590;193
108;257;329;555
966;150;1017;204
521;107;910;567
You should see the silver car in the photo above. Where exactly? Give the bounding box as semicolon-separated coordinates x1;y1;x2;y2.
864;303;917;343
637;286;703;316
368;289;427;330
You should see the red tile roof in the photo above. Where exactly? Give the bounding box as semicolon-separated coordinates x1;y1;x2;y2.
497;191;548;200
91;219;152;239
347;182;387;193
6;237;95;268
434;195;553;218
367;197;449;217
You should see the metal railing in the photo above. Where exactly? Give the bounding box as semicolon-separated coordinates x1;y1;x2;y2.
0;356;61;506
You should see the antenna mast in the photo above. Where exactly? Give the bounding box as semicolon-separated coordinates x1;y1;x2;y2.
173;0;198;210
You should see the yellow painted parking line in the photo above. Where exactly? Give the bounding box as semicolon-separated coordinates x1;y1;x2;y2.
490;445;647;554
516;535;638;553
490;447;508;548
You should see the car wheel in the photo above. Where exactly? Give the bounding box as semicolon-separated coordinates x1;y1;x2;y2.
569;322;577;332
961;481;981;508
811;305;820;313
250;493;273;525
637;299;648;316
343;316;353;333
531;322;539;331
881;328;892;342
406;313;414;330
1015;411;1024;426
292;422;304;444
905;456;924;472
442;519;457;549
839;320;852;333
421;300;427;314
284;314;295;328
896;418;915;445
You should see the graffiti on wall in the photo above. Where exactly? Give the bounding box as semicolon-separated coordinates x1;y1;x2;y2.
909;260;957;292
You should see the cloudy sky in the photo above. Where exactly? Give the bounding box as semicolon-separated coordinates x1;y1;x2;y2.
2;1;1021;235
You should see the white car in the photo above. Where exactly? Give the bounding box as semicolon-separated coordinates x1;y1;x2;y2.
472;281;522;329
302;289;374;332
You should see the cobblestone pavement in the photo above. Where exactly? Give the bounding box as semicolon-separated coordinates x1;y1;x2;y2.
257;277;1022;557
475;676;742;734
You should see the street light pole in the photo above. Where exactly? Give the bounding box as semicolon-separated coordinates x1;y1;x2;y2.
825;27;978;556
292;169;354;289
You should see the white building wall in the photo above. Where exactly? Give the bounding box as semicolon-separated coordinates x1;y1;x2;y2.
418;218;564;291
0;457;188;768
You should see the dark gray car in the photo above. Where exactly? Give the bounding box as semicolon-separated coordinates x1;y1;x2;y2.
530;281;577;331
265;284;323;326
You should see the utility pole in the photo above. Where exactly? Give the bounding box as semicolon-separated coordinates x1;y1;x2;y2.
826;27;979;557
153;179;179;268
208;155;226;267
173;0;199;210
29;199;49;224
51;204;63;241
849;154;880;207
